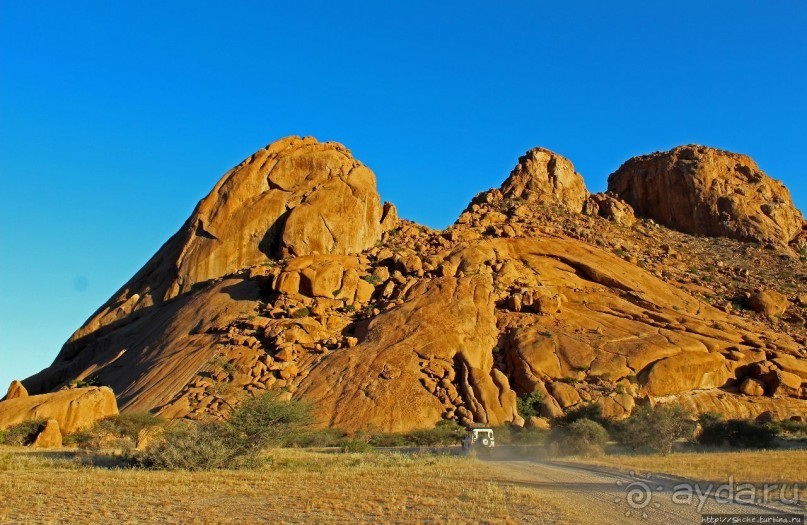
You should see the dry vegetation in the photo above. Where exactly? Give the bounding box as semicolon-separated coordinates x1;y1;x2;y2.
571;449;807;484
0;447;570;524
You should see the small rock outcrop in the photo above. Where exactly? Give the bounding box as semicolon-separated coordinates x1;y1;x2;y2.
30;419;62;449
4;380;28;400
608;145;803;244
498;147;589;211
0;387;118;433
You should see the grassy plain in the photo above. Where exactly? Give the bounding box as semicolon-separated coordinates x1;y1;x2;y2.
0;447;565;524
570;449;807;484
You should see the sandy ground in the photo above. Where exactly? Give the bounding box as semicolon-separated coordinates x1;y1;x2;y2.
485;456;805;525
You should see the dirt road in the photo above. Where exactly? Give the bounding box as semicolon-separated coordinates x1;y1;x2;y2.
484;457;805;524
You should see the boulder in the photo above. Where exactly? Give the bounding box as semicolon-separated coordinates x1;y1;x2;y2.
276;255;363;301
644;352;729;397
0;387;118;433
4;380;28;400
585;193;636;226
525;416;551;430
764;370;803;398
30;419;62;449
608;145;803;244
548;382;582;409
774;355;807;380
748;290;789;317
739;377;766;397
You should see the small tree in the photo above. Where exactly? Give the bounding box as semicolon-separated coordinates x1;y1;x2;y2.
227;392;312;451
616;403;694;455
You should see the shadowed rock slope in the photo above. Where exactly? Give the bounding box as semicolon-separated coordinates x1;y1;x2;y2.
23;138;807;431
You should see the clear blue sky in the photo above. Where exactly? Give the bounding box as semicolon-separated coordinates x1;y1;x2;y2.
1;1;805;392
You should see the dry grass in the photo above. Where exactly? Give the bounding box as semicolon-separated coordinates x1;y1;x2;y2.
571;449;807;484
0;447;568;524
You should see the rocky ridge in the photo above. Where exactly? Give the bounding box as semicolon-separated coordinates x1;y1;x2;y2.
19;138;807;431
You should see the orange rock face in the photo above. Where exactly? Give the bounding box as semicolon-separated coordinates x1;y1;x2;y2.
0;387;118;433
608;145;803;244
19;139;807;431
30;419;62;449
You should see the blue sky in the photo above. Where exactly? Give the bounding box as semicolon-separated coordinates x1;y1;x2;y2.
1;1;805;392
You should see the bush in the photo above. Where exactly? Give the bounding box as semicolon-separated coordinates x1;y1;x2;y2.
0;430;5;445
697;415;777;449
696;412;727;447
493;424;548;445
227;393;311;451
368;420;465;447
553;403;607;428
3;419;46;447
291;307;310;318
616;404;694;455
340;439;374;453
64;412;165;450
766;419;807;438
136;422;249;470
553;418;608;456
516;392;545;419
137;392;312;470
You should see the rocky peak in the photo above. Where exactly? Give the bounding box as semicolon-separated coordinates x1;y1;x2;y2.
498;147;589;211
608;144;804;245
63;136;392;348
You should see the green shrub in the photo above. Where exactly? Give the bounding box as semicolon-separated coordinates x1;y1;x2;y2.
553;403;607;427
493;424;548;445
3;419;47;447
227;392;311;451
369;420;465;447
697;416;777;449
767;419;807;437
516;392;545;419
0;430;5;445
96;412;164;441
137;393;312;470
136;422;248;471
554;418;609;456
696;412;727;447
291;307;311;318
367;432;408;447
340;439;374;453
64;412;165;450
616;404;694;455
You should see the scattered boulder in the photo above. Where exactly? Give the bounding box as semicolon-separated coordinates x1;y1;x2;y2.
764;370;803;398
748;290;789;317
608;145;803;244
585;193;636;226
30;419;62;449
739;377;766;396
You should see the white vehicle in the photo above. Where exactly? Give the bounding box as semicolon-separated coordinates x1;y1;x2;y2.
462;427;495;454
